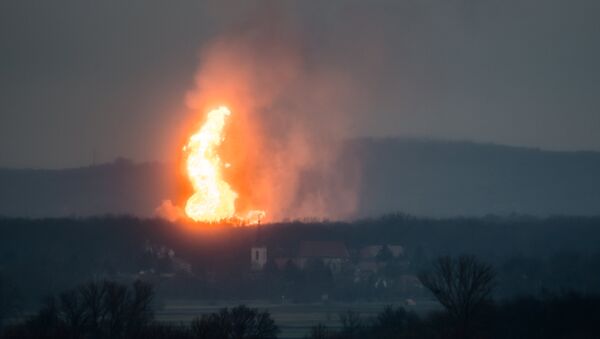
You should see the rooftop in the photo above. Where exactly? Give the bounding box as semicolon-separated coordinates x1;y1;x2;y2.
297;241;350;259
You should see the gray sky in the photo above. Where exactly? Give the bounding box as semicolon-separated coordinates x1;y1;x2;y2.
1;0;599;168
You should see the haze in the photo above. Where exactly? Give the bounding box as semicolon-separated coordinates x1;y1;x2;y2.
1;0;599;168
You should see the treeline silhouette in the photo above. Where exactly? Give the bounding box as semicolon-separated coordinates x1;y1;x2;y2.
0;280;279;339
306;257;600;338
306;294;600;339
2;257;599;339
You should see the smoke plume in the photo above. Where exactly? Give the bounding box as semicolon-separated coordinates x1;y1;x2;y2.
159;3;361;222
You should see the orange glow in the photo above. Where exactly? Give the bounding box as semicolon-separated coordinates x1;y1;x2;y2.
183;106;265;224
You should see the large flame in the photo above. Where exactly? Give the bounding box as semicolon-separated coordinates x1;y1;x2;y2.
183;106;265;224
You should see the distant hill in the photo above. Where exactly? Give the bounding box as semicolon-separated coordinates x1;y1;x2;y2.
0;158;179;218
1;138;600;218
345;138;600;217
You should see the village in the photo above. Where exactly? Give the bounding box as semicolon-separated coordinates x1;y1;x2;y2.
138;237;424;303
252;241;414;285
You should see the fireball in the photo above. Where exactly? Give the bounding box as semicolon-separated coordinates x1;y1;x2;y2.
183;106;265;224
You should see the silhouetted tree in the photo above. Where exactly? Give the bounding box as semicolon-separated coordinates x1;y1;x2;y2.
133;323;192;339
370;306;421;339
190;305;278;339
128;280;155;334
338;310;364;339
305;323;337;339
419;255;495;339
3;280;154;339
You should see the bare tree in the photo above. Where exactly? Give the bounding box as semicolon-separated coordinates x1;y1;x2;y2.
306;323;336;339
80;280;108;336
191;305;278;339
339;310;363;338
59;289;87;338
419;255;495;339
14;280;154;339
127;280;154;335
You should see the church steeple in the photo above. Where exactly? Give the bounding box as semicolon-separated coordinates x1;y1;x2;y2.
250;223;267;271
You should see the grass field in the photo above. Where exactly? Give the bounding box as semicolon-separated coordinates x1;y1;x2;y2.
157;299;440;339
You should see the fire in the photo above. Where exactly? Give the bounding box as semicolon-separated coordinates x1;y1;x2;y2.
183;106;265;224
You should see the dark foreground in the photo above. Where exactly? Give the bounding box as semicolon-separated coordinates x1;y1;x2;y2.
156;300;439;338
1;215;600;337
2;278;600;338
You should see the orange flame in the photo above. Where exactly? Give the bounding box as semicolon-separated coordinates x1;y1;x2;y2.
183;106;265;224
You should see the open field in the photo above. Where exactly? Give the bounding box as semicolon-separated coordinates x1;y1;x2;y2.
157;299;441;338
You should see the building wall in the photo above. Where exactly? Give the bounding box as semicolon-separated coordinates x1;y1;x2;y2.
251;247;267;271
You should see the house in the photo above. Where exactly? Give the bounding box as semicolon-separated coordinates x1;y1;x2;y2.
252;242;405;278
295;241;350;273
172;257;192;274
354;244;405;281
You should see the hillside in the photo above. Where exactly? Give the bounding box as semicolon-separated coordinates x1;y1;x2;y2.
347;138;600;217
1;139;600;218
